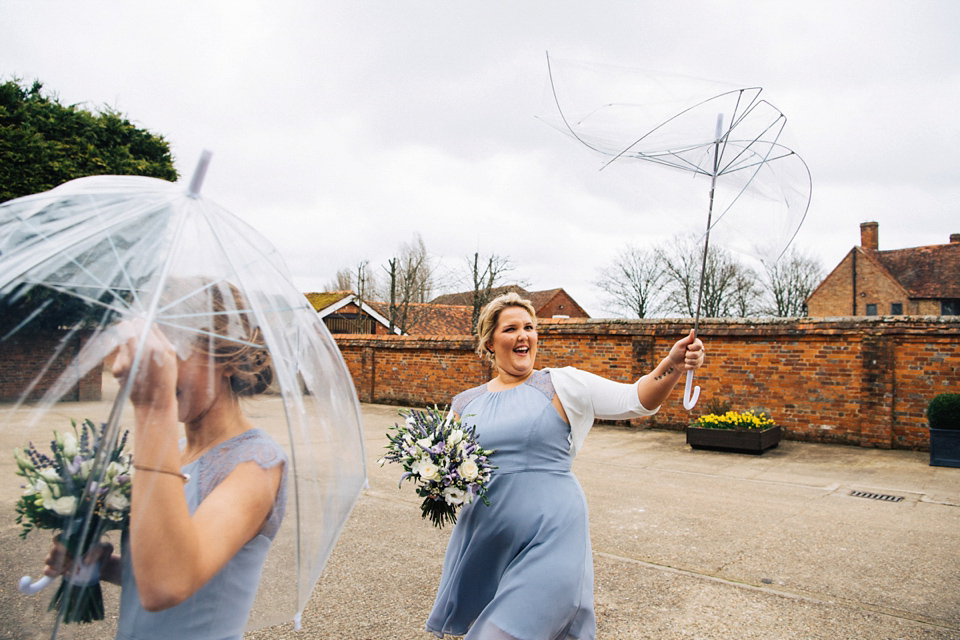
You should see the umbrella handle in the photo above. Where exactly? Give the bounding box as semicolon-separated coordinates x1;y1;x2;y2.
683;370;700;410
18;574;53;595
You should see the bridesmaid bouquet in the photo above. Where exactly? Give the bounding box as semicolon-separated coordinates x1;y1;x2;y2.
379;406;495;528
14;418;133;623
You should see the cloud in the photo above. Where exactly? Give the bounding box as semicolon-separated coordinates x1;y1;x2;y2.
3;0;959;316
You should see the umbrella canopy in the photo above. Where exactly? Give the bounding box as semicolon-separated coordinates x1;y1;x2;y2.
0;153;366;637
539;54;812;408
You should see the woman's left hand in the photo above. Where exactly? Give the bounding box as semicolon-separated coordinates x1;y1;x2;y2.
668;329;705;371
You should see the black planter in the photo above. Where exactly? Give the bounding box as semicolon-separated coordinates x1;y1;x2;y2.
686;425;782;454
929;428;960;468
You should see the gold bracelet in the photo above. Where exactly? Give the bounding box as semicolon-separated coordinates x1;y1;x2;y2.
133;464;189;483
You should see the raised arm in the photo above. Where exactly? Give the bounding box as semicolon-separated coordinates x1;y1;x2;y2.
636;329;704;409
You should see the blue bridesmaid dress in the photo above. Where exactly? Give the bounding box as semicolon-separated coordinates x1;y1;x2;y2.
115;429;287;640
426;370;595;640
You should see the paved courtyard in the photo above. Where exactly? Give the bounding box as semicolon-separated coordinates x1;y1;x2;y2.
1;395;958;639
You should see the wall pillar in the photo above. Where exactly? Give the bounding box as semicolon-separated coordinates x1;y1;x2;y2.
858;333;896;448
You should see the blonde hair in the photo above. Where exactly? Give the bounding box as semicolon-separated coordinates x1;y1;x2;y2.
163;278;274;397
475;292;537;364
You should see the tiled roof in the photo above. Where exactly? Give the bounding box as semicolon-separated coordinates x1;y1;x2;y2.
430;285;528;307
429;286;588;317
367;301;473;335
304;290;353;312
872;243;960;299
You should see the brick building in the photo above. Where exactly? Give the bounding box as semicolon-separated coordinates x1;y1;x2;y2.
806;221;960;317
309;286;589;336
305;291;400;335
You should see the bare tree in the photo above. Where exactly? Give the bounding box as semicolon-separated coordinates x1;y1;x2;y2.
658;233;761;318
466;252;520;332
761;247;824;317
326;268;354;292
384;233;436;333
352;261;376;333
594;244;666;318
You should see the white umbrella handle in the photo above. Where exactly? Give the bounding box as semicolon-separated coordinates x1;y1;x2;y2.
18;574;53;595
683;370;700;410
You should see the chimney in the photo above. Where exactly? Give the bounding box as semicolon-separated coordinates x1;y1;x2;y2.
951;233;960;244
860;221;879;251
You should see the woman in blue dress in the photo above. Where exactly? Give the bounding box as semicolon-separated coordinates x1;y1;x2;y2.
426;292;704;640
45;282;287;639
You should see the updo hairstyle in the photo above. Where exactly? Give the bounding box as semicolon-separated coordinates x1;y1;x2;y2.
163;277;274;397
474;292;537;365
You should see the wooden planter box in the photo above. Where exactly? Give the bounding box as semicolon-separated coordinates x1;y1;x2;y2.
929;429;960;468
686;425;782;454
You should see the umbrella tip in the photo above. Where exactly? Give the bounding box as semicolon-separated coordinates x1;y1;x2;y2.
187;150;214;197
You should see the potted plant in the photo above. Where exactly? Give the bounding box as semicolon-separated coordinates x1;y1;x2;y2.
928;393;960;468
686;402;781;454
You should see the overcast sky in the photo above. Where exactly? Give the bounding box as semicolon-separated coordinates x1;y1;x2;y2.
4;1;958;316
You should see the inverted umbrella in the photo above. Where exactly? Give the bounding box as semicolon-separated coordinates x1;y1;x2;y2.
0;153;367;637
539;53;812;409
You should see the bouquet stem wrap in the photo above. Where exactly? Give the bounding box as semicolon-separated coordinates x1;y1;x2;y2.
50;519;106;624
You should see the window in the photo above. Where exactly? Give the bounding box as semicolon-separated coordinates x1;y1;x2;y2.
891;302;903;315
865;303;878;316
942;299;960;316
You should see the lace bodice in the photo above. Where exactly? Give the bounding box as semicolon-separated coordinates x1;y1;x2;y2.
181;428;287;539
452;370;556;416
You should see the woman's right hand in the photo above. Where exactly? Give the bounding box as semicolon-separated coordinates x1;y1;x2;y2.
111;319;178;409
43;534;114;578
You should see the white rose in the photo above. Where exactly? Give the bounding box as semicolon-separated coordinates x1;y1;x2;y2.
39;468;60;484
459;459;479;482
61;432;79;459
416;462;441;482
443;486;467;505
104;490;129;512
45;495;77;516
446;430;464;447
416;436;434;450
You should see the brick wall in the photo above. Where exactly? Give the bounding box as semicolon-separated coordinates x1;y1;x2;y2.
0;331;102;402
335;316;960;450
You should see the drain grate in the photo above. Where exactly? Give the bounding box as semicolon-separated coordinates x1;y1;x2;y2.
849;490;904;503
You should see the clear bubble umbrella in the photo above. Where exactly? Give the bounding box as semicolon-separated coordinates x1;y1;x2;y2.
0;152;366;638
538;53;812;409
